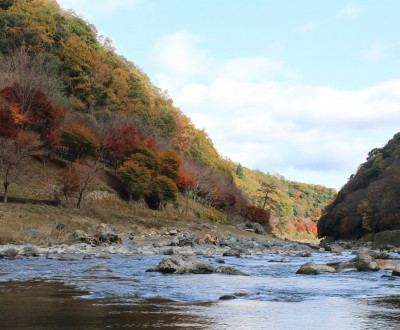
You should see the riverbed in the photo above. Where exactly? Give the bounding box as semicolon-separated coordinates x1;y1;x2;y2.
1;252;400;329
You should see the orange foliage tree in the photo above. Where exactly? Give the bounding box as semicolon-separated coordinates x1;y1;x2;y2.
240;205;271;225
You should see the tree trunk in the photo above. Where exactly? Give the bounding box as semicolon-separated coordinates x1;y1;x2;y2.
184;191;189;215
77;191;84;209
262;194;268;209
3;181;9;203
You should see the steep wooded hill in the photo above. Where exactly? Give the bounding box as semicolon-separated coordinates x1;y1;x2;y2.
318;132;400;239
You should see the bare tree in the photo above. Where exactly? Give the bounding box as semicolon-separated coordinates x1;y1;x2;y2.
182;159;214;205
0;134;35;202
73;159;103;209
0;46;63;114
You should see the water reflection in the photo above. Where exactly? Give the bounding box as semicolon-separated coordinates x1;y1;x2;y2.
1;252;400;329
1;281;400;330
0;281;213;329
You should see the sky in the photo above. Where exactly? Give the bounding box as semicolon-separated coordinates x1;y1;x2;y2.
57;0;400;190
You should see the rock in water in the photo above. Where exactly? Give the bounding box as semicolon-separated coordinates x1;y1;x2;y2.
354;253;379;271
146;256;215;274
86;263;112;272
296;262;336;275
222;249;241;257
233;291;250;297
219;294;236;300
96;253;111;259
59;254;81;261
392;265;400;277
214;266;248;276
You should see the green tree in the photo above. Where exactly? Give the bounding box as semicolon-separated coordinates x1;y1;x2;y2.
144;175;178;210
118;160;150;203
60;124;99;161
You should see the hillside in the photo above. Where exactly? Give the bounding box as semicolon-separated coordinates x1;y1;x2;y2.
318;132;400;239
232;164;336;239
0;0;335;242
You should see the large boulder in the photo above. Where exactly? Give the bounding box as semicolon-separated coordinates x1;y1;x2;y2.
1;248;19;259
196;234;217;245
172;233;195;247
354;253;380;271
374;230;400;248
323;243;344;254
376;259;400;270
223;249;241;257
95;232;121;244
296;262;336;275
328;261;357;273
246;222;266;235
22;246;39;257
146;256;215;274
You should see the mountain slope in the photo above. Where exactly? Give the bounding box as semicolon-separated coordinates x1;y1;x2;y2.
318;132;400;239
0;0;335;240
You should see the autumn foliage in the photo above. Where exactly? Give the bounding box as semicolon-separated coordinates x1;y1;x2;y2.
0;1;335;222
318;133;400;238
241;205;271;225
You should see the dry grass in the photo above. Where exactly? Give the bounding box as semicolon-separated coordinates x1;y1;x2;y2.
0;155;271;245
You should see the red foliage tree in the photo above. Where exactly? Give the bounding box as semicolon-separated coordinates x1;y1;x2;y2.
58;169;80;204
240;205;271;225
0;107;18;138
103;125;145;168
27;90;66;145
176;174;194;192
176;173;194;214
0;85;65;144
306;221;318;236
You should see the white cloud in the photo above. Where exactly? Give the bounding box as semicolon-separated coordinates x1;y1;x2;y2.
151;32;398;189
57;0;142;19
338;2;365;19
151;31;213;90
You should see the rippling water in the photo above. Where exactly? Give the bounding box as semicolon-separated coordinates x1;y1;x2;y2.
1;252;400;329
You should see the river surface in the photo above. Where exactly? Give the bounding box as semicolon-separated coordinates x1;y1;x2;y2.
1;252;400;329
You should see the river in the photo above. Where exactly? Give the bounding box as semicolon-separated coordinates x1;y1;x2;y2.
1;252;400;329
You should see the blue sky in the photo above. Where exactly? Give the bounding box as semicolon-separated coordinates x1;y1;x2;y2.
57;0;400;189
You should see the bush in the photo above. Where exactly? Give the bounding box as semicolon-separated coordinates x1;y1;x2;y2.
144;175;178;210
240;205;270;225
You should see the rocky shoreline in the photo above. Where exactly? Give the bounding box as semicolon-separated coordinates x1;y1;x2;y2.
1;227;400;278
0;231;316;260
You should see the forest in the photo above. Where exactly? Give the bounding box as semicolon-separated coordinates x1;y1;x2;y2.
318;132;400;239
0;0;336;240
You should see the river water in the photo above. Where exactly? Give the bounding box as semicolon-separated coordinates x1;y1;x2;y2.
1;252;400;329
